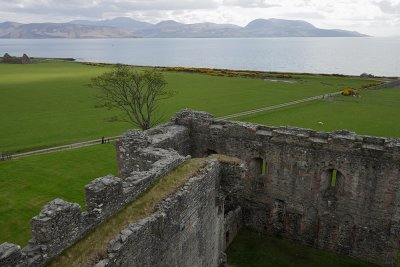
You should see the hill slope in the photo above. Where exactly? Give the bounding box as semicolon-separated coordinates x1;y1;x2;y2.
0;21;22;36
78;17;368;38
0;22;135;38
0;18;368;38
70;17;153;32
242;18;367;37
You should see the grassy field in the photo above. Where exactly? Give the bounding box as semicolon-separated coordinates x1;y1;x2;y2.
0;143;117;246
0;62;129;153
239;89;400;138
0;61;372;153
227;229;379;267
0;60;398;261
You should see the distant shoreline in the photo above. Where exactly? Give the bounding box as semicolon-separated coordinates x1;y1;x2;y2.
0;36;370;40
32;56;75;61
0;56;75;64
1;56;397;79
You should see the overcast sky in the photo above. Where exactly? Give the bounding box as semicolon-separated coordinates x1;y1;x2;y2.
1;0;399;36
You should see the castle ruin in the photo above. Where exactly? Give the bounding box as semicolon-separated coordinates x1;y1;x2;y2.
1;53;32;64
1;109;400;266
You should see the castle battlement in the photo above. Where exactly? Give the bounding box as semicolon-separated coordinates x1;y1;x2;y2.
174;109;400;159
1;109;400;267
0;127;188;266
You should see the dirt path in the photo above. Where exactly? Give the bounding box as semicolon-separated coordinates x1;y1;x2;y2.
216;92;340;121
7;136;121;160
3;92;340;160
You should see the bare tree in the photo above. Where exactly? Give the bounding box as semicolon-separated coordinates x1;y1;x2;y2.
91;65;174;130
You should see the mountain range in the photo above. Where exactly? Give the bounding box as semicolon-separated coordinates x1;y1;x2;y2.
0;17;368;38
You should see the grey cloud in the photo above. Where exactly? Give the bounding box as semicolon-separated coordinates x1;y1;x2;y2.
0;2;109;18
114;0;220;11
0;0;220;18
223;0;279;8
282;12;325;19
295;0;312;7
375;1;400;14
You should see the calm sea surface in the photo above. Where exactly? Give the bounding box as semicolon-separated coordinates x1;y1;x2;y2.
0;37;399;76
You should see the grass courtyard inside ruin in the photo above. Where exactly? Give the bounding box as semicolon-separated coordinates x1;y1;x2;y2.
227;229;379;267
1;61;400;265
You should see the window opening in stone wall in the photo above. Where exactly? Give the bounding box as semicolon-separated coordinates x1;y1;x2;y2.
207;149;217;156
262;159;267;176
250;157;268;176
225;231;230;243
252;157;263;175
331;169;337;187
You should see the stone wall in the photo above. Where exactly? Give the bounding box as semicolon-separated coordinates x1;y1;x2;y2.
2;109;400;267
1;53;32;64
0;126;188;266
369;79;400;89
0;243;22;267
174;109;400;267
224;207;243;251
116;124;190;178
96;160;226;267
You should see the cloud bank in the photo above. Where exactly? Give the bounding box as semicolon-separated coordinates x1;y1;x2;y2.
0;0;399;36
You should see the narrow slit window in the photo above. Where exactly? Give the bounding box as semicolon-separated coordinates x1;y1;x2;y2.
262;159;267;176
252;158;263;175
331;169;337;187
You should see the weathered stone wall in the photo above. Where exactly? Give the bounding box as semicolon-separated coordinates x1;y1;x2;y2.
97;160;226;267
174;109;400;267
1;53;32;64
2;109;400;267
0;127;188;266
0;243;22;267
224;207;243;250
92;157;247;267
369;79;400;89
116;124;190;178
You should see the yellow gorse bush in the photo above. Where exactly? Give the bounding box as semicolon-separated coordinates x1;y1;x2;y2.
342;87;359;96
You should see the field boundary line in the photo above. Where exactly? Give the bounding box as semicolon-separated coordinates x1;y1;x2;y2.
216;92;340;121
3;91;339;160
9;136;121;160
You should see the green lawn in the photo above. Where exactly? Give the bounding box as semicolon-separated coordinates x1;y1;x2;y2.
0;143;117;246
0;61;371;153
239;89;400;138
0;62;130;153
227;228;378;267
0;60;396;253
